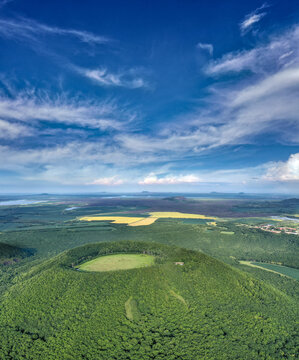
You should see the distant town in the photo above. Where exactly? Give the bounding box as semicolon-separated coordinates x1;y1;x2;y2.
239;223;299;235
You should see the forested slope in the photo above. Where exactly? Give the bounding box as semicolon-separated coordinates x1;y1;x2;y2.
0;241;297;359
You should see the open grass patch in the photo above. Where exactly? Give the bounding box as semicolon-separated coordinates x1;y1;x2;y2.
125;296;140;320
169;289;187;306
78;253;155;272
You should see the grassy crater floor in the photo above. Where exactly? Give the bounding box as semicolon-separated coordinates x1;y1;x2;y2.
78;253;155;272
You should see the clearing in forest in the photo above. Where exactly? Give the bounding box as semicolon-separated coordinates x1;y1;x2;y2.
78;254;155;272
169;289;187;306
125;297;140;320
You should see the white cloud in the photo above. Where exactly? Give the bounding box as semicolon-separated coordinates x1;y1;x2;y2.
240;3;269;34
134;26;298;153
0;91;130;130
207;26;299;75
232;67;299;106
0;119;32;139
139;174;201;185
240;13;266;32
0;17;109;45
118;64;299;153
197;42;213;56
89;176;124;185
0;139;169;179
263;153;299;181
81;67;147;89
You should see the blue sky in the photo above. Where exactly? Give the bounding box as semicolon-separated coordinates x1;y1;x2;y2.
0;0;298;193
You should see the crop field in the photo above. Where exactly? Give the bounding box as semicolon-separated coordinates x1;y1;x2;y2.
78;253;155;272
79;216;145;224
149;211;218;219
129;217;158;226
79;215;159;226
79;212;218;227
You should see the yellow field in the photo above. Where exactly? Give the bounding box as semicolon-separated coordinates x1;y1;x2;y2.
129;217;158;226
207;221;217;226
79;216;144;224
79;211;217;226
149;212;217;220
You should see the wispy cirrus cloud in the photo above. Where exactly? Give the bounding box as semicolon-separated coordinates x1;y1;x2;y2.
207;25;299;75
0;17;109;45
0;90;132;131
196;42;213;56
0;16;148;91
77;67;147;89
0;118;32;139
240;3;269;34
119;26;299;156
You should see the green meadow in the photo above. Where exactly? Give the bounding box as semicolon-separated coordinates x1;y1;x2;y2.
78;253;155;272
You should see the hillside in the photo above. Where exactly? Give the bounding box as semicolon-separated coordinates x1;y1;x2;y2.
0;242;32;265
0;241;297;359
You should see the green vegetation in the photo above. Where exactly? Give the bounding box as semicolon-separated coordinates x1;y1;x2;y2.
250;262;299;280
0;241;297;359
125;296;140;321
0;242;33;266
0;197;298;359
78;253;155;272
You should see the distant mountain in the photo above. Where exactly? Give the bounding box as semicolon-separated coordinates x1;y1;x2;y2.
280;198;299;205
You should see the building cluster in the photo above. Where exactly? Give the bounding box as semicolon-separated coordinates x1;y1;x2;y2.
239;223;299;235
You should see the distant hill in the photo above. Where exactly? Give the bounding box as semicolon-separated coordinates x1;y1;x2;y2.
162;196;186;201
0;241;297;359
280;198;299;206
0;242;32;264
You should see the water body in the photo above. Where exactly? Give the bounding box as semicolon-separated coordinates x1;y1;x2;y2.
65;207;80;211
271;216;299;222
251;262;299;280
0;200;46;206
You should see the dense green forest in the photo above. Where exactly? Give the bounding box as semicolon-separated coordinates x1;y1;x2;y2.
0;241;298;359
